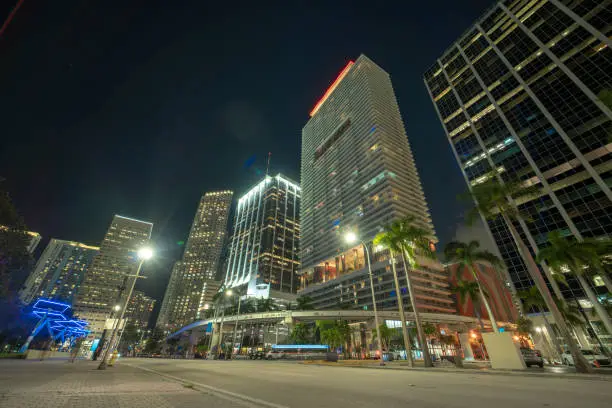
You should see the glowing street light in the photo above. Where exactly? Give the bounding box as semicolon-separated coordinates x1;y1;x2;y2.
535;327;542;333
344;231;384;365
138;247;154;260
225;289;233;297
99;246;154;370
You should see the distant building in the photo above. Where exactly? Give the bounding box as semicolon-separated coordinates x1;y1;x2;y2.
157;191;233;330
125;290;156;329
73;215;153;341
24;231;41;253
298;54;454;313
446;261;518;324
224;174;301;300
19;239;99;305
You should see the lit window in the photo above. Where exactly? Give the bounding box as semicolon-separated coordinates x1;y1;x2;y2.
593;276;605;287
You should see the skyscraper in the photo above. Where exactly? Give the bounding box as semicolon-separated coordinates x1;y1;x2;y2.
424;0;611;306
224;174;300;298
157;191;232;330
124;290;156;329
73;215;153;340
19;239;99;305
299;54;454;313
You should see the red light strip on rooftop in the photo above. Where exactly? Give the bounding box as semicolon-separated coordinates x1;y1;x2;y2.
309;61;355;117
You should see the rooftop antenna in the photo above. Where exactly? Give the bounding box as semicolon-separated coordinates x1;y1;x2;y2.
265;152;272;176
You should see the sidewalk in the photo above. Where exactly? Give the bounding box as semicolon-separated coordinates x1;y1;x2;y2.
300;359;612;381
0;359;243;407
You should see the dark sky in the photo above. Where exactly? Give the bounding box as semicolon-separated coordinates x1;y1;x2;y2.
1;0;493;311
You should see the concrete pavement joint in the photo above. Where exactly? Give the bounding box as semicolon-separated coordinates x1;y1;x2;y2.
125;362;290;408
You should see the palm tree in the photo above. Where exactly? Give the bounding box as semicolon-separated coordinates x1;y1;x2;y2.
392;215;437;367
453;280;486;330
296;296;314;311
374;222;414;367
536;231;612;336
445;240;502;332
256;298;276;312
290;323;310;344
466;178;593;373
372;323;396;350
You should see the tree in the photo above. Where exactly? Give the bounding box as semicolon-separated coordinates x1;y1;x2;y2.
453;280;486;329
290;323;310;344
371;323;395;350
445;240;502;332
465;178;593;373
320;326;343;351
144;328;165;354
256;298;276;313
598;89;612;111
516;317;534;336
376;215;435;367
119;323;140;354
536;231;612;336
0;187;33;334
374;222;414;367
296;296;314;311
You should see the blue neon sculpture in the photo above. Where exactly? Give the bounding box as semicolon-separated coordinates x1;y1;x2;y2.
19;298;89;353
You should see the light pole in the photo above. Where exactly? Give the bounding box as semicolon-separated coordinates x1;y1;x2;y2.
98;246;153;370
231;292;243;356
345;232;384;365
215;289;233;357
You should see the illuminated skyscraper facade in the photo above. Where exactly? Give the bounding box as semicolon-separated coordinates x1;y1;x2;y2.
424;0;612;304
224;174;300;298
73;215;153;340
299;54;454;313
19;239;99;305
125;290;156;329
157;191;233;330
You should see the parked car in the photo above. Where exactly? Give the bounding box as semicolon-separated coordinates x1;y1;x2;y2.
520;348;544;368
249;351;265;360
561;349;611;367
265;350;285;360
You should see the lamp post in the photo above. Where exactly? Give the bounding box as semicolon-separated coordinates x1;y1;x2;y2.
345;232;384;365
215;289;233;357
231;292;243;356
98;246;153;370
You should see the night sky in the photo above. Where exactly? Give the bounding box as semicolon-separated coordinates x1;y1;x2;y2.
1;0;494;314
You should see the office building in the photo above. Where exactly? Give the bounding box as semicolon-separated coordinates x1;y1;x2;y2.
157;191;233;330
224;174;300;299
446;261;518;323
125;290;156;329
19;239;99;305
424;0;611;309
73;215;153;340
299;54;454;313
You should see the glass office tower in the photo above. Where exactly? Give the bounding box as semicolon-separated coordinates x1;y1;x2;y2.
424;1;611;304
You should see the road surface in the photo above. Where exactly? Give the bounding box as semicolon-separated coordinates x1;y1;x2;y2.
125;358;611;408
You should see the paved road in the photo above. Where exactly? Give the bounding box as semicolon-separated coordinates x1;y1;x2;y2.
2;358;610;407
124;358;611;408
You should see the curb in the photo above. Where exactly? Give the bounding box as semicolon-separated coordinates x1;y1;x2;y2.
299;361;612;381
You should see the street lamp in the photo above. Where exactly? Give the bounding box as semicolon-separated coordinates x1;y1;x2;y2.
98;246;154;370
114;305;121;312
345;232;384;365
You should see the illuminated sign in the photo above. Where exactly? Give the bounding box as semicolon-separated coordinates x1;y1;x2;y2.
309;61;355;117
271;344;329;350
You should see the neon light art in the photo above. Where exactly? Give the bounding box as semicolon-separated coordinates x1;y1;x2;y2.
19;298;89;353
309;61;354;117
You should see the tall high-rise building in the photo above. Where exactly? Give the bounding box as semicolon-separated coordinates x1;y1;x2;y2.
124;290;156;329
299;54;454;313
157;191;233;330
73;215;153;340
19;239;99;305
424;0;611;305
224;174;300;298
